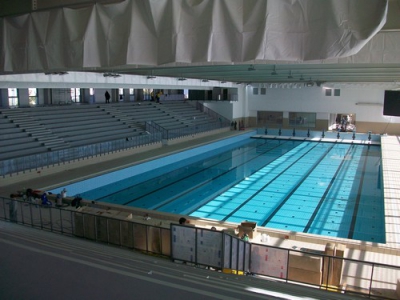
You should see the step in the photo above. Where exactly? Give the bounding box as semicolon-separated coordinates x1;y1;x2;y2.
36;136;60;142
30;133;53;138
19;125;44;130
30;131;53;136
10;118;35;123
15;122;38;126
48;145;70;151
44;142;66;148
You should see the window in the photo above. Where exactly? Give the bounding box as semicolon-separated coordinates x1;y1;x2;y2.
289;112;316;128
325;88;332;96
28;88;38;106
70;88;81;103
260;88;266;95
329;113;356;131
143;88;152;100
334;89;341;96
257;111;283;126
8;88;18;107
253;88;259;95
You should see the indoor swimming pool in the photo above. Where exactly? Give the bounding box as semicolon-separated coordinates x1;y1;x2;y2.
50;134;384;243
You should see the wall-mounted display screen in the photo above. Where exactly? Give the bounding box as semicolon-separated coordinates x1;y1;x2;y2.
383;90;400;117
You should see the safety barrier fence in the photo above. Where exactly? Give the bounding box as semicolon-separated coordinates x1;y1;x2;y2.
1;196;399;299
0;133;162;177
146;119;230;140
256;128;380;143
196;101;231;125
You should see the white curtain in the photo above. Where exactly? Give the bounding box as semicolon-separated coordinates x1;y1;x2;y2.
0;0;388;73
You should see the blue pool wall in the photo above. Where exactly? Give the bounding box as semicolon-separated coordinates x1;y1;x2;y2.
256;128;381;142
48;131;257;196
49;129;380;197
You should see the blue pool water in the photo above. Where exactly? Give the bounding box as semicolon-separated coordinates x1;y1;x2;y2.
51;134;384;243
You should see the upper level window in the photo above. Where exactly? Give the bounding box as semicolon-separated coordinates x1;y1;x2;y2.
28;88;38;106
143;88;152;101
8;88;18;107
71;88;80;103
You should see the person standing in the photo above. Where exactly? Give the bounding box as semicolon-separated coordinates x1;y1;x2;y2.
61;188;67;199
9;194;18;223
105;90;111;103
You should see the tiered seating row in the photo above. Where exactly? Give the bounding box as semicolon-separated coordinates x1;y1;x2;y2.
159;102;216;127
0;112;49;160
0;101;219;161
104;102;216;130
0;105;145;160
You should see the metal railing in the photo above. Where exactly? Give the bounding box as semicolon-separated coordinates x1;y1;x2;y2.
1;196;398;299
0;196;170;256
196;102;231;125
256;127;381;143
146;117;230;140
146;101;231;140
0;133;162;177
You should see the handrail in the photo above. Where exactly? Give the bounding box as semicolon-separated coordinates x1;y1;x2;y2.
196;101;231;124
0;133;162;176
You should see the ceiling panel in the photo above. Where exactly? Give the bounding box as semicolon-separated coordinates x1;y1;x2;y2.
112;63;400;86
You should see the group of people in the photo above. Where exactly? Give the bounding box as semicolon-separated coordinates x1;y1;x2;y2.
230;120;245;131
7;187;69;221
22;188;58;206
150;91;163;103
335;114;355;132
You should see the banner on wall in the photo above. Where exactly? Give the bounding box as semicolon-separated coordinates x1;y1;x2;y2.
250;244;288;278
171;224;250;272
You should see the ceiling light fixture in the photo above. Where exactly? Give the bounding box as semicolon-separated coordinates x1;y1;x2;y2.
103;72;121;78
44;72;68;75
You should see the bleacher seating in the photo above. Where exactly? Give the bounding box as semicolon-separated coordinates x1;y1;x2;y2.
0;111;48;160
0;101;223;162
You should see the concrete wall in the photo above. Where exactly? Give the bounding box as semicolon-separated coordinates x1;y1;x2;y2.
246;86;400;135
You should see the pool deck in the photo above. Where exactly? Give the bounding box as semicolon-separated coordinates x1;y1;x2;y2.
1;130;400;266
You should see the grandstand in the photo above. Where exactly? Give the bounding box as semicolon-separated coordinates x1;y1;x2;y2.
0;101;230;176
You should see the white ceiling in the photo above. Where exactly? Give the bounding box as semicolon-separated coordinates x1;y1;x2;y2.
111;62;400;86
1;0;400;87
